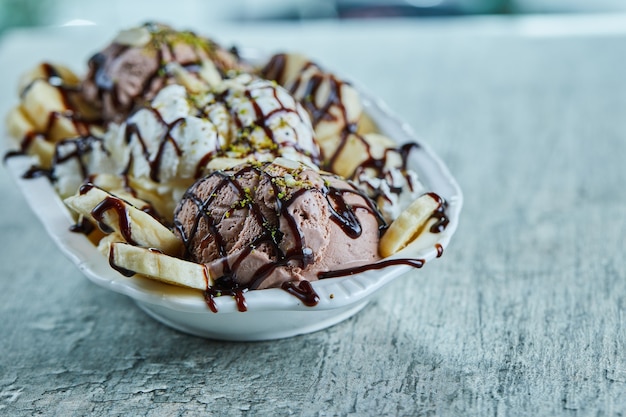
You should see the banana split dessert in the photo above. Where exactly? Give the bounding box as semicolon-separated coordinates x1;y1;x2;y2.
5;23;450;311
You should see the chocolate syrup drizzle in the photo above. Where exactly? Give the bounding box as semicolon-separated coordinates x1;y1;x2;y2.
4;62;97;168
262;54;351;153
78;183;136;243
6;39;453;313
208;79;321;166
20;63;85;125
425;191;450;233
87;22;244;121
171;162;390;311
261;54;421;203
124;111;186;183
118;75;320;190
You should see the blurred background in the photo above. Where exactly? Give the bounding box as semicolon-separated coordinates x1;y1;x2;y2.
2;0;626;35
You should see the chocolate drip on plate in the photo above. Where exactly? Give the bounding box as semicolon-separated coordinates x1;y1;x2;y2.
281;280;320;307
426;192;449;233
318;258;425;279
69;216;96;235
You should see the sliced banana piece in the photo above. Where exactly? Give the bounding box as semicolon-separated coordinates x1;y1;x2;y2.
356;112;378;135
312;79;362;144
268;53;311;86
64;184;183;256
328;132;395;179
379;193;443;257
18;63;84;142
20;78;78;142
83;173;176;223
17;62;81;95
83;175;157;214
5;106;56;166
5;106;34;141
96;231;125;256
110;242;212;290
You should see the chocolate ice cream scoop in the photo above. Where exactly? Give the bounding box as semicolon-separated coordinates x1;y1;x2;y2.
82;23;246;122
173;159;385;296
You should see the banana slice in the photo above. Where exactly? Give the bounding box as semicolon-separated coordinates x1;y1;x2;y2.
265;53;311;86
96;231;125;255
5;106;34;141
17;62;81;94
64;184;183;256
312;79;362;144
82;173;177;223
5;106;56;166
379;193;443;257
82;174;159;214
110;242;212;290
328;132;395;179
21;79;78;142
356;112;378;135
18;63;84;143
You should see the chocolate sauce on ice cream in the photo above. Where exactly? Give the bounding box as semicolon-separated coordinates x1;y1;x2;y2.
83;22;248;122
5;23;453;312
173;161;386;307
262;53;428;222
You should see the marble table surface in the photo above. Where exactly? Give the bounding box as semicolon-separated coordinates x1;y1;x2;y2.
1;14;625;416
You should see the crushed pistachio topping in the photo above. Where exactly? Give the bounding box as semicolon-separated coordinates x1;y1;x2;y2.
226;143;250;156
268;165;316;201
274;117;290;130
263;220;284;244
232;186;254;208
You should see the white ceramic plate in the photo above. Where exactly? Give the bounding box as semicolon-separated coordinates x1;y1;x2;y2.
3;56;462;342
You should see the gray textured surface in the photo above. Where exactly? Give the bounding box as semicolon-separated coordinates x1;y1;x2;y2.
1;16;625;416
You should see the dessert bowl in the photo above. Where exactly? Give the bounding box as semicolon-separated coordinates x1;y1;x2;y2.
3;35;462;340
4;86;462;341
